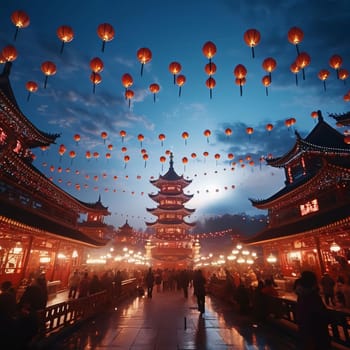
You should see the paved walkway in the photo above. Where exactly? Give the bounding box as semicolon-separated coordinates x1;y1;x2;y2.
48;288;298;350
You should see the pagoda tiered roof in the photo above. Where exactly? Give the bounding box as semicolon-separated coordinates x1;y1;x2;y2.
150;153;192;188
266;111;350;168
329;111;350;126
0;62;60;148
146;206;195;216
77;195;110;214
148;192;193;202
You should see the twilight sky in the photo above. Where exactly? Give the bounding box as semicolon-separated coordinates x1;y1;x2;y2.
1;0;349;230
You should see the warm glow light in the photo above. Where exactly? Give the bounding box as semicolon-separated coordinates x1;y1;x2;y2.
330;242;341;253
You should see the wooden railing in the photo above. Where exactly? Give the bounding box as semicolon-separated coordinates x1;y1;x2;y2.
35;278;138;343
208;281;350;349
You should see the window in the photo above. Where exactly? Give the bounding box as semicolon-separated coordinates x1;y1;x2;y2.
299;199;319;216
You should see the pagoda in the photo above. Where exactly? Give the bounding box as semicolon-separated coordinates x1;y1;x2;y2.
145;153;198;269
0;62;112;287
246;110;350;278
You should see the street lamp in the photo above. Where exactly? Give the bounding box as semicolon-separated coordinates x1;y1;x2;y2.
330;242;341;253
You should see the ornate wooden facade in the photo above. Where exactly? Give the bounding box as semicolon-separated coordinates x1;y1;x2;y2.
0;62;112;288
246;111;350;279
145;153;199;269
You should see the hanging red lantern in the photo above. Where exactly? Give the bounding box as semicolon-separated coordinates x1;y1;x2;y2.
90;57;104;73
338;68;349;83
90;72;102;93
203;129;211;143
138;134;144;147
318;69;330;91
123;155;130;168
125;89;134;108
119;130;126;142
143;153;149;168
160;155;166;171
262;57;277;82
265;123;274;133
158;133;166;146
101;131;108;143
121;73;133;91
2;45;18;62
228;153;234;160
56;25;74;53
310;111;318;123
296;52;311;80
225;128;232;137
85;151;92;160
329;54;343;79
137;47;152;76
182;131;189;145
344;135;350;144
169;62;182;84
243;29;261;58
25;81;38;101
176;74;186;97
234;64;247;96
262;75;271;96
287;27;304;55
191;153;197;159
205;76;216;99
202;41;217;61
182;157;188;171
73;134;81;144
214;153;220;166
149;83;160;103
41;61;57;88
121;146;127;153
93;152;100;160
203;151;209;162
204;62;217;76
97;23;115;52
290;62;300;86
246;127;254;140
11;10;30;41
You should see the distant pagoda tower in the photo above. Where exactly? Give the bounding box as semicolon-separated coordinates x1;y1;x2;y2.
145;153;198;269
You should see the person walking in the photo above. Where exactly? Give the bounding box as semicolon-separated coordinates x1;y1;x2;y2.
145;267;155;299
68;270;80;299
179;269;190;298
295;270;331;350
320;272;336;307
193;269;206;315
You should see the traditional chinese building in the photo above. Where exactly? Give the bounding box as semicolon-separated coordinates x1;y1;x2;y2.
145;153;199;269
0;62;112;288
246;110;350;279
114;219;136;245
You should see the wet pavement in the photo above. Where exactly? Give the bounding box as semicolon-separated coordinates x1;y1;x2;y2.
46;287;298;350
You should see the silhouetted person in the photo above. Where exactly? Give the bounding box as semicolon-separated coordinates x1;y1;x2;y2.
296;270;331;350
251;280;267;322
78;272;90;298
68;270;80;298
114;270;122;299
179;269;190;298
193;269;206;314
235;282;250;314
0;281;17;348
145;267;155;298
89;274;102;294
320;272;336;307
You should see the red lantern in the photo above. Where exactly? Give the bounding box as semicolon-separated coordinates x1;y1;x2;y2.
205;77;216;99
296;52;311;80
265;123;273;133
182;131;189;145
344;135;350;144
119;130;126;142
243;29;261;58
203;129;211;143
234;64;247;96
191;153;197;159
101;131;108;144
123;155;130;168
121;73;133;91
73;134;81;144
262;57;277;82
176;74;186;97
214;153;220;166
121;146;127;153
329;54;343;79
169;62;182;84
290;62;300;86
204;62;217;76
160;155;166;171
11;10;30;40
2;45;18;62
90;57;104;73
318;69;330;91
202;41;217;60
143;153;149;168
125;89;134;108
137;48;152;76
339;68;349;83
182;157;188;171
41;61;57;88
85;151;91;160
225;128;232;137
90;72;102;93
246;127;254;140
149;83;160;103
56;25;74;53
138;134;144;147
262;75;271;96
287;27;304;55
310;111;318;123
25;81;38;101
97;23;115;52
158;133;166;147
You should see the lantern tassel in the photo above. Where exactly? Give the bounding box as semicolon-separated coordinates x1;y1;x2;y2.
240;84;243;97
101;41;106;52
295;74;298;86
178;86;182;97
153;94;156;103
14;28;19;41
323;81;327;92
60;42;65;54
296;44;300;56
265;87;268;96
251;46;255;59
27;92;31;102
140;63;144;76
209;89;212;99
44;76;48;89
302;68;306;80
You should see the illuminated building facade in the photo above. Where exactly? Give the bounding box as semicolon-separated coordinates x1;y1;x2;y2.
247;111;350;278
0;62;112;288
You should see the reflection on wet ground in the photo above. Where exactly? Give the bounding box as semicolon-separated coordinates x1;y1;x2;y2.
49;288;298;350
